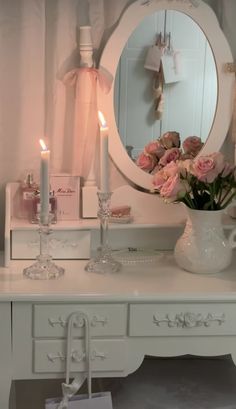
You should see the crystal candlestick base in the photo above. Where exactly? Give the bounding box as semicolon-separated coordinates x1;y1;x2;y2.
23;216;65;280
85;191;121;274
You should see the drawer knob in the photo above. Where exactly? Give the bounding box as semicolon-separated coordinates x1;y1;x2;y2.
153;312;225;328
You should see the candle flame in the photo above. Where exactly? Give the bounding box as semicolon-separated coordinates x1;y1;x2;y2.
39;139;48;151
98;111;107;128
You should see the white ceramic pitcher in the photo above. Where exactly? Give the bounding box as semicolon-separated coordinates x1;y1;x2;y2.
174;206;236;274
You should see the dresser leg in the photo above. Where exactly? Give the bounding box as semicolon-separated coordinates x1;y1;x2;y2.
0;303;12;409
231;353;236;368
0;375;12;409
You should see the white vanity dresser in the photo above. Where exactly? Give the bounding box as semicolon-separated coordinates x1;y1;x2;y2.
2;255;236;409
1;0;236;408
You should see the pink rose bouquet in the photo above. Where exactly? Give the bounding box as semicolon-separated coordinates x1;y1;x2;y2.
152;152;236;210
136;131;203;174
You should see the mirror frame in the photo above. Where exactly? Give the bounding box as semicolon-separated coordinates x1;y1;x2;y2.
98;0;235;191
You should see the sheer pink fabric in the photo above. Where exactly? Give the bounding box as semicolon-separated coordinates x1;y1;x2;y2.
64;68;98;179
63;67;112;179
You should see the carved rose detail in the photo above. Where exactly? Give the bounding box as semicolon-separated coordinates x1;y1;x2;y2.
178;312;207;328
153;312;225;328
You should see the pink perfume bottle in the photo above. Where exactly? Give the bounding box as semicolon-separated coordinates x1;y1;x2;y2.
31;191;57;224
20;173;38;220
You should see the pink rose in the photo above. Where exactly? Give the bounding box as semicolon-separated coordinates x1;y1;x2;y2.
145;140;165;158
153;169;167;190
183;136;203;156
159;147;181;167
163;160;180;177
160;174;187;201
152;161;179;189
192;152;225;183
177;159;194;177
160;131;180;149
136;152;156;172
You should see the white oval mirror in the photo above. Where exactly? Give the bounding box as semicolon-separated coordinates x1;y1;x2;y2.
98;0;235;191
114;10;217;162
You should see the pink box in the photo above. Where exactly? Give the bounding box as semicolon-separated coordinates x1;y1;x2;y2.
50;174;80;220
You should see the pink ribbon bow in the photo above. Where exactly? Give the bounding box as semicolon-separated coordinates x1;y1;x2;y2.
63;66;113;94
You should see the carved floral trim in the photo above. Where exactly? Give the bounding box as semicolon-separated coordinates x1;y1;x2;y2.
48;314;108;328
153;312;225;328
48;316;67;327
141;0;200;8
28;238;80;249
47;349;106;363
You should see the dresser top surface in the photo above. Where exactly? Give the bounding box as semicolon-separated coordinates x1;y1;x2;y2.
1;252;236;302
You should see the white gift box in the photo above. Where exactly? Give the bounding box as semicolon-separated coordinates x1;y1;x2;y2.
144;45;162;72
161;50;184;84
45;392;113;409
50;174;80;220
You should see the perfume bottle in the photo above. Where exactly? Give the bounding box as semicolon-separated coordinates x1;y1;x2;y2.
20;173;38;219
31;191;57;224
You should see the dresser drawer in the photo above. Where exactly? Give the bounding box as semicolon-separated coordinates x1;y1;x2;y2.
129;303;236;336
11;229;91;259
33;304;127;338
34;339;125;373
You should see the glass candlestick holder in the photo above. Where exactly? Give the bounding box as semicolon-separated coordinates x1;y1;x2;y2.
85;191;121;274
23;214;65;280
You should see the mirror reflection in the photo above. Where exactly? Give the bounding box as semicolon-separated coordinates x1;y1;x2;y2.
114;10;217;173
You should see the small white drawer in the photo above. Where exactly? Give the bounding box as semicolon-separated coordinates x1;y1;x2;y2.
33;304;127;338
129;303;236;336
34;339;125;373
11;229;91;259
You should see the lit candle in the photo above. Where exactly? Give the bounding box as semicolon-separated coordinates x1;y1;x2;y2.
98;111;109;192
39;139;50;223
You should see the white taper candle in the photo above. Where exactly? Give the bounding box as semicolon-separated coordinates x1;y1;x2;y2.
39;139;50;223
98;111;109;192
